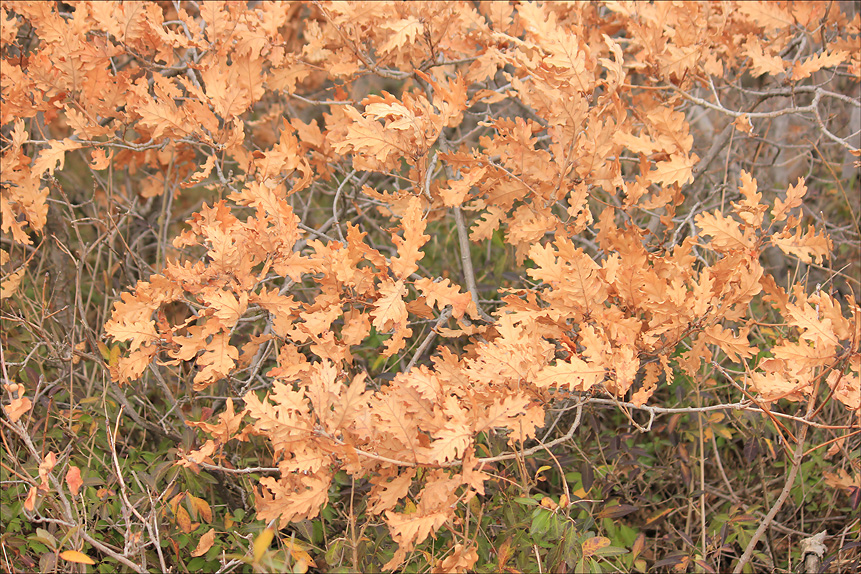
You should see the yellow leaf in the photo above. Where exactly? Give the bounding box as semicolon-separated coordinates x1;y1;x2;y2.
188;493;213;522
175;504;193;533
59;550;96;565
253;527;275;563
285;540;317;571
581;536;611;557
97;341;111;362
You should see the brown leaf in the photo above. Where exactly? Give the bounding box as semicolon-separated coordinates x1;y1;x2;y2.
190;528;216;557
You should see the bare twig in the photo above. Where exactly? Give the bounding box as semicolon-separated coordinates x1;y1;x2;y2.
732;397;817;573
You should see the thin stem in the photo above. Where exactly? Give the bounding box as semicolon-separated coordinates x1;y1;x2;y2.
732;397;817;573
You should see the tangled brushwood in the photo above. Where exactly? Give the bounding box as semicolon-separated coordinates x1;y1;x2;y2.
1;2;859;572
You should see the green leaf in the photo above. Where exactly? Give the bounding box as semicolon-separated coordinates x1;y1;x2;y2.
594;545;628;557
530;510;551;539
32;529;57;551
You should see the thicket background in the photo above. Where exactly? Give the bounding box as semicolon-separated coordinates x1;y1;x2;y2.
1;2;859;573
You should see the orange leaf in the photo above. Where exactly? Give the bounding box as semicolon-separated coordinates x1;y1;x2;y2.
193;332;239;390
771;225;831;265
65;466;83;496
391;196;429;280
695;210;754;251
24;486;38;512
175;504;193;533
31;139;82;178
772;178;807;223
414;277;475;319
649;153;697;187
792;50;849;81
371;279;408;332
191;528;216;558
59;550;96;565
188;493;213;523
3;392;31;423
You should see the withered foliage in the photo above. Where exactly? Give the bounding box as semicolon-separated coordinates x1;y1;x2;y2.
2;2;858;570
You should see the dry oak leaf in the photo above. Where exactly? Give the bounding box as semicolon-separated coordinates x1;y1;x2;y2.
89;148;113;170
770;340;835;371
437;543;480;574
368;467;417;515
744;36;786;77
786;298;840;348
701;324;755;363
372;279;409;332
177;439;218;469
733;114;755;135
531;357;604;392
115;345;158;384
414;277;475;319
695;210;755;252
201;55;265;118
750;360;810;403
104;292;159;352
425;397;472;464
391;196;430;280
823;469;861;496
379;16;424;55
770;225;832;265
201;288;249;328
135;80;194;140
438;167;486;208
384;506;450;568
193;332;239;390
255;473;331;526
792;50;849;81
473;393;531;435
737;2;794;34
251;287;299;338
772;178;807;223
826;369;860;411
332;106;404;163
31;139;82;178
649;153;697;187
3;383;31;423
186;398;246;443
